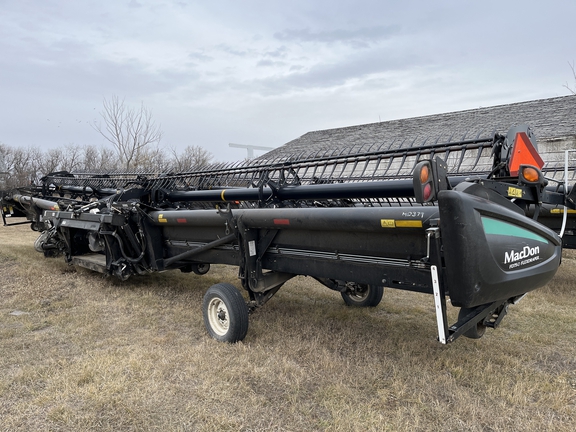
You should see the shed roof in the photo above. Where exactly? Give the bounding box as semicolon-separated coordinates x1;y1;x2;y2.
262;95;576;161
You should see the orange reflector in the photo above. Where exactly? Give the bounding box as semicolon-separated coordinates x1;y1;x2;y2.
508;132;544;176
423;183;432;201
521;166;540;183
273;218;290;225
420;165;430;183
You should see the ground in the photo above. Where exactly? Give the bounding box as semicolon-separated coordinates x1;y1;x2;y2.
1;221;575;431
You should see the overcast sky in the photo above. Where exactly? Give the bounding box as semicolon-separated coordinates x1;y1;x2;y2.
2;0;575;162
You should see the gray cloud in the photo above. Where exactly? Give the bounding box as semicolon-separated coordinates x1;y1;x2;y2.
188;51;214;62
257;59;287;68
1;0;576;162
274;25;401;48
0;34;197;100
241;42;426;96
263;46;289;58
216;44;255;57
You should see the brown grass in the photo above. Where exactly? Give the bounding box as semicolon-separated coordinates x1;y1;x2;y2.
1;220;575;431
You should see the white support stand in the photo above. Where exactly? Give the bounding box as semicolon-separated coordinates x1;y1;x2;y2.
431;265;447;344
559;149;576;238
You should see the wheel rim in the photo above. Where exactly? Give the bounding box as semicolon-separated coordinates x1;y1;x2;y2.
348;285;369;302
207;297;229;336
34;232;48;252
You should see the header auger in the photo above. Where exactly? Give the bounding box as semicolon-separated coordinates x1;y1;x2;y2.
1;124;574;344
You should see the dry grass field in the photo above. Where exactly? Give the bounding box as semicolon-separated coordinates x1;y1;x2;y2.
1;220;575;431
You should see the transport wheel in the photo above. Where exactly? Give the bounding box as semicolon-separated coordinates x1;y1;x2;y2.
34;231;49;253
193;263;210;275
341;284;383;307
458;307;487;339
203;283;249;343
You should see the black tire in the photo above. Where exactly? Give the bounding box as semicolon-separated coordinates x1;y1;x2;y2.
458;307;487;339
193;263;210;275
341;284;384;307
203;283;249;343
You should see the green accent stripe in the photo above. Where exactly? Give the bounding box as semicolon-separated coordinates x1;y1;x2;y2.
482;217;547;243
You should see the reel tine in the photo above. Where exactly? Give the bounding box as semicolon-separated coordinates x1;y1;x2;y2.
38;130;499;197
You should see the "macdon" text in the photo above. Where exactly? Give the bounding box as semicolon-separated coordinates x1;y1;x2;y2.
504;245;540;264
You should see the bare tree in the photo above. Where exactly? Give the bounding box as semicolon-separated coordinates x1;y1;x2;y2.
0;143;11;171
170;145;213;172
1;142;124;187
92;96;163;170
60;144;84;173
81;145;99;171
33;147;63;175
137;144;173;173
81;145;118;172
564;61;576;94
0;143;13;189
10;147;37;186
0;144;43;188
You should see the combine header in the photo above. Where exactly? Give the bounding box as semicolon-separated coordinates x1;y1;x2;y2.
2;125;574;344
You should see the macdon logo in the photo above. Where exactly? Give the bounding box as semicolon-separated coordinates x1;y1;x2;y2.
504;245;540;268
